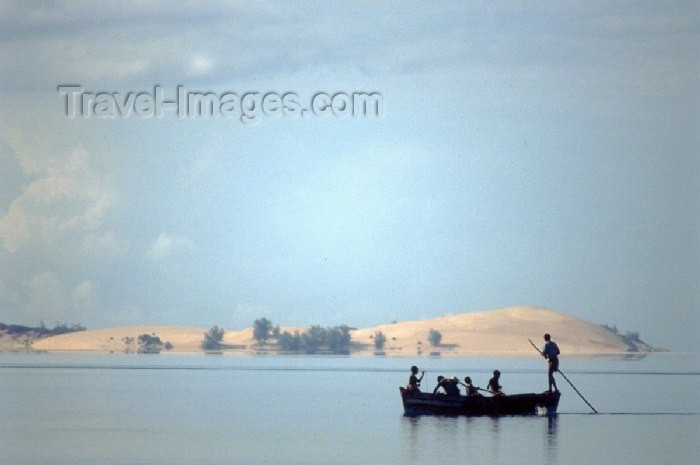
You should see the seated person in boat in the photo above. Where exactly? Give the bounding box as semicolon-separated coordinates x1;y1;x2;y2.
433;376;461;396
487;370;505;395
462;376;480;396
407;365;424;393
448;376;461;395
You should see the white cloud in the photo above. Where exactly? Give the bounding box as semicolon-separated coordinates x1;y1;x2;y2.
189;54;217;76
73;280;96;305
81;232;130;258
0;146;115;252
147;231;187;261
10;273;99;323
21;271;68;317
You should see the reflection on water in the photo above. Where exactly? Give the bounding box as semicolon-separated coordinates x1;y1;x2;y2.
488;417;501;463
402;415;421;462
399;412;561;464
545;415;559;465
547;414;558;438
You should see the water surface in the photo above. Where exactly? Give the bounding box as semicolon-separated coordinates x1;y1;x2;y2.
1;353;698;465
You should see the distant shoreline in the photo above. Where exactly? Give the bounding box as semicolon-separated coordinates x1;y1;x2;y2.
2;306;664;355
14;349;661;359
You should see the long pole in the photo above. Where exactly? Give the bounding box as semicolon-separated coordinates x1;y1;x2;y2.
457;381;497;396
528;339;598;413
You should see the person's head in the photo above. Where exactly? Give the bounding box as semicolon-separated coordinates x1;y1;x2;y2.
411;365;418;374
544;333;551;341
450;376;458;384
464;376;472;384
437;375;445;382
493;370;501;378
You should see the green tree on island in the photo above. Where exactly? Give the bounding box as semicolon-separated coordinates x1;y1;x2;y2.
275;324;353;354
373;331;387;350
428;328;442;347
302;325;326;353
253;317;274;344
137;334;170;353
202;325;225;350
277;330;302;351
325;325;351;353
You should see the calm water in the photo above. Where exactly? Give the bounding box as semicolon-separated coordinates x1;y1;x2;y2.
1;353;698;465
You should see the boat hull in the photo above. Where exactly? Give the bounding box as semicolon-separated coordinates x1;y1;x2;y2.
400;387;560;416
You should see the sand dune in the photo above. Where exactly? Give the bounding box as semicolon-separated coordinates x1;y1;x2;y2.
352;306;633;355
31;306;641;355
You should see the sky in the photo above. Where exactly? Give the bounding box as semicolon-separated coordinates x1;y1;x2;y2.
0;1;698;352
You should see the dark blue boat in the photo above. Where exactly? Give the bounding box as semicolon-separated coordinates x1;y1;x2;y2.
400;387;560;416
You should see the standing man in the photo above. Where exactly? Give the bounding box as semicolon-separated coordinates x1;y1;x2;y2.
542;334;560;392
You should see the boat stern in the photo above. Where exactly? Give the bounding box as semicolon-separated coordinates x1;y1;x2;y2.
536;390;561;416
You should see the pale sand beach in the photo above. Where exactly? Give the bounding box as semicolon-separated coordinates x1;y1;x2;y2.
29;306;647;355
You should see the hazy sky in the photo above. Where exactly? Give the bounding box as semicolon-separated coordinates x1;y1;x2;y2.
1;1;697;351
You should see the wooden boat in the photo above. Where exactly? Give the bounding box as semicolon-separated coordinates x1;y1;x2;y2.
399;387;560;416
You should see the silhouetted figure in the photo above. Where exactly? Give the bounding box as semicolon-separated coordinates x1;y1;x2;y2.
462;376;479;396
542;334;560;392
433;375;460;396
433;375;446;394
449;376;461;396
487;370;505;395
407;365;424;393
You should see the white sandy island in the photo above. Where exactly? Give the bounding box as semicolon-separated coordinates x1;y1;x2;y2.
29;306;650;356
